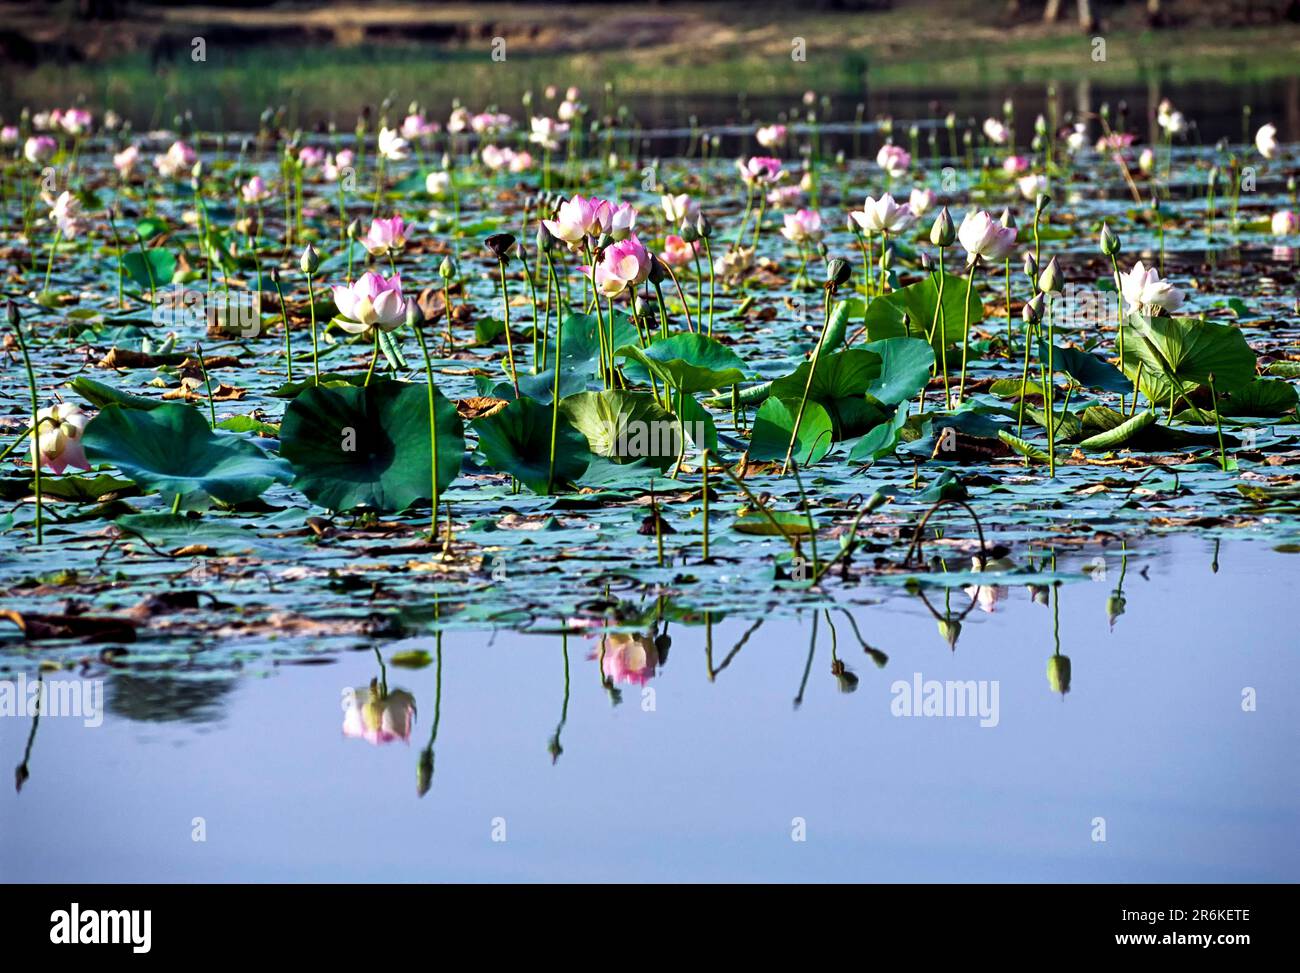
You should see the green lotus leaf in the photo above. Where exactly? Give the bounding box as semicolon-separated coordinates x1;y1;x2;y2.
615;332;746;394
560;390;678;471
280;378;463;512
750;396;833;465
474;397;590;495
1119;314;1256;404
1038;341;1132;393
863;337;935;405
82;404;289;505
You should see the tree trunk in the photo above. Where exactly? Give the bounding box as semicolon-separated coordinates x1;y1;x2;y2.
1077;0;1094;30
1044;0;1063;23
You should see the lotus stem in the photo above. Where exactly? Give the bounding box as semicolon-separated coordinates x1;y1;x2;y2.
783;287;835;475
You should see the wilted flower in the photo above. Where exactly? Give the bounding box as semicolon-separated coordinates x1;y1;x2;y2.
331;271;410;334
876;143;911;178
1119;260;1184;315
850;193;915;235
957;209;1018;264
713;245;754;282
31;402;90;474
361;216;408;256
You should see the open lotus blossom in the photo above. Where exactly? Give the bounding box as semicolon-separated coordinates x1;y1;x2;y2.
1095;132;1134;159
1255;123;1278;159
470;112;513;136
876;143;911;178
983;118;1009;144
543;194;602;245
1271;210;1299;237
362;216;408;255
1017;173;1048;201
528;115;568;151
756;124;787;149
1002;155;1030;175
737;155;784;187
24;135;57;164
1065;122;1089;154
661;233;699;267
240;176;270;204
1;125;18;144
850;193;916;235
780;208;823;244
1157;101;1188;137
766;184;804;208
323;149;354;182
377;127;409;161
963;556;1014;614
425;170;451;196
31;402;90;474
480;144;514;171
607;201;637;239
342;684;416;745
957;209;1019;264
332;271;410;333
1119;260;1184;315
45;190;84;239
557;98;582;122
583;236;651;297
909;188;935;218
112;144;139;177
591;632;660;686
297;145;326;169
447;106;470;133
661;193;696;225
401;113;437;139
154;140;196;178
59;108;92;135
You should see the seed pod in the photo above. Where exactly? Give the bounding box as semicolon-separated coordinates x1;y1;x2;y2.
485;232;516;261
825;257;852;290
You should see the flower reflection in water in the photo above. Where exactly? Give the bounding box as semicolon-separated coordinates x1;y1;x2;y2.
342;647;417;745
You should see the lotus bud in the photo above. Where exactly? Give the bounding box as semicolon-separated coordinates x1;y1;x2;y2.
679;221;699;244
269;266;279;285
695;212;712;239
648;253;668;285
1037;256;1062;294
999;208;1016;230
299;243;319;275
919;251;931;271
1099;222;1121;257
880;243;895;271
346;218;360;240
485;232;515;261
1107;590;1126;627
1023;251;1038;280
945;112;956;129
535;221;556;253
1034;113;1048;136
1022;292;1044;324
937;618;961;650
1047;654;1071;695
438;255;457;280
1035;191;1051;213
930;206;956;247
825;257;852;291
416;747;434;798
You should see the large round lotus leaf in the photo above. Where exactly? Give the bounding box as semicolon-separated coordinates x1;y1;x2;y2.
280;378;463;512
1119;314;1256;402
770;348;883;403
82;403;290;505
863;272;981;364
560;390;677;471
749;396;833;465
615;332;746;394
863;337;936;405
474;397;591;495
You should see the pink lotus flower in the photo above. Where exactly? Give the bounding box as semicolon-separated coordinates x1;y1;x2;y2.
323;149;354;182
591;633;659;686
529;115;568;151
331;271;410;333
607;201;637;240
661;193;696;225
755;124;787;149
154;140;196;179
1002;155;1031;175
342;684;416;745
401;113;437;139
1095;132;1135;159
983;118;1009;144
113;144;140;177
24;136;57;165
31;402;90;474
957;209;1018;264
45;190;84;239
240;176;270;204
876;144;911;178
362;215;408;255
1119;260;1184;315
377;127;409;161
780;208;823;244
543;194;605;246
470;112;513;136
737;156;784;187
298;146;326;169
850;194;915;235
767;184;804;208
1;125;17;144
584;236;651;297
60;108;92;135
1271;210;1299;237
661;234;699;267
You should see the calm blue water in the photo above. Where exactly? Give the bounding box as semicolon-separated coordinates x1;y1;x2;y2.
2;535;1296;882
